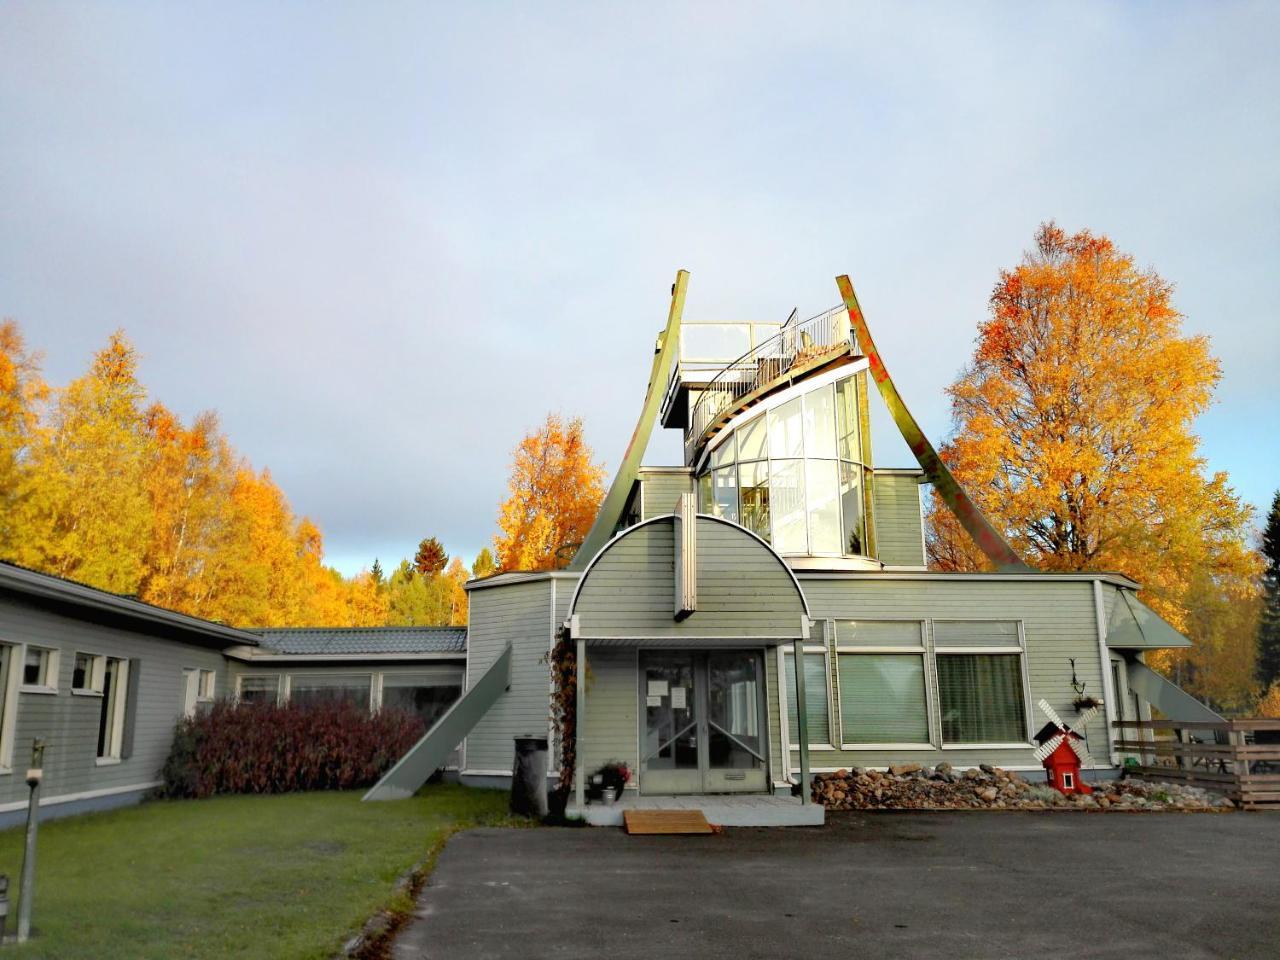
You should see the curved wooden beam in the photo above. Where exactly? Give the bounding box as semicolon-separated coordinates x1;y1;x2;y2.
835;274;1030;572
569;270;689;570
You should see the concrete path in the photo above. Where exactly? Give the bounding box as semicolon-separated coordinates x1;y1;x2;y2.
392;812;1280;959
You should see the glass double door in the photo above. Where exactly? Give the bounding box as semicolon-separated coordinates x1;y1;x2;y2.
640;650;768;794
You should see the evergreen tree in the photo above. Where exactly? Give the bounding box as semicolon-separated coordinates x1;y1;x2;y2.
413;536;448;577
370;557;384;589
1257;491;1280;691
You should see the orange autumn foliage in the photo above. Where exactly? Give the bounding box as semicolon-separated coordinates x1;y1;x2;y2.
494;413;606;572
927;223;1261;711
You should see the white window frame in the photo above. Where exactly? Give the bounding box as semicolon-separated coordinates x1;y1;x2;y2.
235;674;282;705
1062;771;1075;790
932;619;1034;750
20;644;60;694
834;618;937;751
96;657;130;764
0;642;20;773
197;669;216;701
71;651;106;696
781;642;837;751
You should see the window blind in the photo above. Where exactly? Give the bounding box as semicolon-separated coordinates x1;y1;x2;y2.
784;653;830;745
837;654;930;744
936;654;1026;743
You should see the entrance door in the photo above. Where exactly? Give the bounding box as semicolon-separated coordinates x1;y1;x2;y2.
640;650;768;795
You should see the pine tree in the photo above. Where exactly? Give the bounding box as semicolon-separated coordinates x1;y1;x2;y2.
1257;491;1280;691
413;537;448;577
370;558;385;589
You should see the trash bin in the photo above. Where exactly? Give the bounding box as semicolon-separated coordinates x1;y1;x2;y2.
510;736;549;817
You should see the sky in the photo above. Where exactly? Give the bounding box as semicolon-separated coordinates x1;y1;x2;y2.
2;2;1277;577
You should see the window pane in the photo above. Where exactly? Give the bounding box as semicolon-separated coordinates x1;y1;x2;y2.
803;385;837;459
738;461;770;542
23;649;44;686
784;653;830;745
770;459;807;554
199;670;215;699
681;324;752;362
737;415;767;461
836;376;861;461
239;675;279;705
937;655;1026;744
712;466;738;523
711;435;735;468
289;675;372;711
73;653;91;689
840;462;866;556
381;682;461;729
767;397;803;458
835;620;924;647
806;459;841;554
838;654;930;744
98;658;121;758
697;472;711;513
932;620;1020;647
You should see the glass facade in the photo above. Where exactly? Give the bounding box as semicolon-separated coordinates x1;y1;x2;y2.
697;374;870;557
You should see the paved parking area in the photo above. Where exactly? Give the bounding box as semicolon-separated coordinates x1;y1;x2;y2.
392;812;1280;960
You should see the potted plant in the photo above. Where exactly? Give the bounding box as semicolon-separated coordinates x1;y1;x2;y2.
1073;695;1103;711
595;761;632;804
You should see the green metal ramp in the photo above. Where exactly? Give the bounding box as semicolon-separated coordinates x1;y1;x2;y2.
1126;660;1223;725
363;643;512;801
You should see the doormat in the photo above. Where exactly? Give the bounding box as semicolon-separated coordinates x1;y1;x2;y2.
623;809;714;835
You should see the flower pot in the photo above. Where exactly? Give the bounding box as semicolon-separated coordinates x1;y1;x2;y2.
601;786;618;805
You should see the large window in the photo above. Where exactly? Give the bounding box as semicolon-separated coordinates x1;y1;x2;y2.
933;620;1028;745
836;620;930;745
380;673;462;729
238;675;281;705
97;657;129;761
698;373;870;557
783;650;831;747
288;674;372;710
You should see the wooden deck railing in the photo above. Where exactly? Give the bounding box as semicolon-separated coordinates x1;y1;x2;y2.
1113;718;1280;810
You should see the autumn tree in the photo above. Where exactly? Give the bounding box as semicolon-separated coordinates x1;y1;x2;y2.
1257;492;1280;696
926;223;1260;708
0;321;46;548
10;331;154;593
471;547;496;579
413;537;448;577
494;413;606;571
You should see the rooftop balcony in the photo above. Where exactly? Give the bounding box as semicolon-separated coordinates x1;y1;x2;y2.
662;306;860;466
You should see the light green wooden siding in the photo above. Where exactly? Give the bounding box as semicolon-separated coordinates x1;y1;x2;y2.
765;650;783;785
871;473;925;567
0;596;226;809
790;577;1108;771
579;647;638;776
463;579;554;772
639;469;694;521
574;517;806;640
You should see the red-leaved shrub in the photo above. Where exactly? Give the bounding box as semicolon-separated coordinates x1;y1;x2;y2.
160;699;426;798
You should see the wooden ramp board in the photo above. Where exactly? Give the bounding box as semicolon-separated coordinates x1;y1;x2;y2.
623;809;713;835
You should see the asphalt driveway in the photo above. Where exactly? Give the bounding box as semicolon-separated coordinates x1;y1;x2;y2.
392;812;1280;960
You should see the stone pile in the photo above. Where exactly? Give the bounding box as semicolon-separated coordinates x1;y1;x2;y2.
810;762;1234;811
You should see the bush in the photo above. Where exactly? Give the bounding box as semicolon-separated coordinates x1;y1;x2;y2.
159;699;426;798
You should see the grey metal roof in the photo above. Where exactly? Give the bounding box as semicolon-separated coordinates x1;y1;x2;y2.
254;627;467;656
0;559;262;649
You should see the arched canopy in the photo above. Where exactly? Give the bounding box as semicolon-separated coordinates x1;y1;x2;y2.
567;514;810;646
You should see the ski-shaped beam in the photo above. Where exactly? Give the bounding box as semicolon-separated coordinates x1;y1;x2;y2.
570;270;689;570
835;275;1029;572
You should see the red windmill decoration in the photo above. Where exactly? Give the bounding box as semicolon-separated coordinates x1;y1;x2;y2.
1032;699;1097;795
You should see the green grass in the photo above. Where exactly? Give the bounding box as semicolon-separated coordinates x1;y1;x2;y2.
0;784;520;959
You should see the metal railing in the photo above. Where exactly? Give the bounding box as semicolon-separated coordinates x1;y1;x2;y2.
685;304;854;461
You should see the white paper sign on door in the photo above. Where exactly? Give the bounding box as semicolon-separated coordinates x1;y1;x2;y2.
646;695;661;707
670;686;687;709
647;680;669;697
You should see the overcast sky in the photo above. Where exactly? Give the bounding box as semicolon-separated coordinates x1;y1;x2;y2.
2;2;1277;577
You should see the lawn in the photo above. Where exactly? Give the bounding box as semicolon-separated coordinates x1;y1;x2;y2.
0;784;518;960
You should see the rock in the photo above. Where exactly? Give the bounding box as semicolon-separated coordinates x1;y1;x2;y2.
964;768;981;780
979;763;996;774
889;763;922;776
935;762;953;775
977;786;999;802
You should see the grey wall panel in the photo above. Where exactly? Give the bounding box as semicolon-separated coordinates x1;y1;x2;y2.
871;473;926;567
639;470;694;521
579;647;638;777
0;595;226;809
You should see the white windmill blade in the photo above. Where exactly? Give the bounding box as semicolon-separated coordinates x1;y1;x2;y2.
1068;736;1092;763
1033;733;1065;762
1068;707;1098;736
1038;699;1066;731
